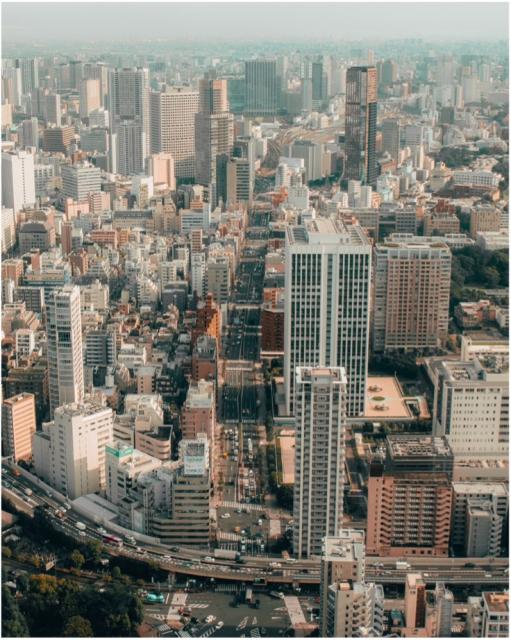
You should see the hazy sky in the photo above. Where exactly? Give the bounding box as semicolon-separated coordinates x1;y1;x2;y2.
2;2;509;44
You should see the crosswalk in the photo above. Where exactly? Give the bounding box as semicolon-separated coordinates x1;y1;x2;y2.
189;603;209;609
250;628;261;638
200;627;216;638
219;500;264;512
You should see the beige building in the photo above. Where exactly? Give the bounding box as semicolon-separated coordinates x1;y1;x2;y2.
33;402;113;499
79;78;101;118
469;205;502;239
373;236;451;352
147;152;176;191
2;393;36;461
150;87;199;179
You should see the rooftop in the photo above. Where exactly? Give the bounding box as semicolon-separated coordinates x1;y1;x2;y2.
322;530;366;563
287;217;370;247
387;435;452;459
483;592;509;614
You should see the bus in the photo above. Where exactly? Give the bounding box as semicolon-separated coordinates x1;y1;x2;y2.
102;534;123;548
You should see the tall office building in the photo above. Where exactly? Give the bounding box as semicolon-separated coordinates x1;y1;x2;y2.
116;118;145;176
47;286;84;416
2;66;22;106
226;157;253;207
284;218;371;417
380;59;398;86
150;87;199;179
293;367;347;559
345;66;377;186
320;531;384;637
372;236;452;353
33;402;113;499
1;150;36;214
382;118;400;164
15;57;39;94
79;78;101;118
244;59;279;116
61;163;101;200
195;75;233;204
2;393;36;462
19;117;39;150
108;67;149;157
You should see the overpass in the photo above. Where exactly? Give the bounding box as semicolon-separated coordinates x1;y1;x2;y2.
3;466;509;588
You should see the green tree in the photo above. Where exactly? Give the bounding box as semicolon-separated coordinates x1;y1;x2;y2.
111;566;122;580
70;549;85;569
482;267;500;288
63;616;93;637
2;546;12;558
2;585;30;637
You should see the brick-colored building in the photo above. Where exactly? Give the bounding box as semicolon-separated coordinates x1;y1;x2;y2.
191;334;217;384
367;461;452;557
193;293;221;346
261;301;284;353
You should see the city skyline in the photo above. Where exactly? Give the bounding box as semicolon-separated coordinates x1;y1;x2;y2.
2;2;509;45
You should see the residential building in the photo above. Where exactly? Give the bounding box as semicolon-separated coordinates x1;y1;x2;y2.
469;205;502;239
181;380;216;442
293;367;347;559
284;218;371;417
367;456;452;556
33;402;113;499
405;574;427;629
2;393;36;461
372;236;451;352
147;152;176;191
1;150;36;213
105;441;161;506
46;285;84;416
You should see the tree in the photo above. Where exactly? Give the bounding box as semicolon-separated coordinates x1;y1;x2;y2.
63;616;93;637
2;546;12;558
70;549;85;569
2;585;30;638
111;566;122;580
482;266;500;289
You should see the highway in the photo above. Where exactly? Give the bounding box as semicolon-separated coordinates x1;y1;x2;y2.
2;466;509;587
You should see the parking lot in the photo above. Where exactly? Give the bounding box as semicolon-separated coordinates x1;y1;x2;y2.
143;589;317;637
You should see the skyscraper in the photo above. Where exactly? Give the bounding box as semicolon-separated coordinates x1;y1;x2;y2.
382;118;400;164
108;67;150;157
345;66;377;186
15;57;39;94
293;367;347;559
195;74;233;204
150;87;199;179
47;285;84;416
244;59;279;116
1;150;36;214
284;218;371;417
116;118;145;176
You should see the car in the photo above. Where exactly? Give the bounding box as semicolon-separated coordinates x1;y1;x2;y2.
97;526;107;535
464;562;476;568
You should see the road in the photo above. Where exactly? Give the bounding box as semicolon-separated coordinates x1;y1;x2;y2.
3;463;509;587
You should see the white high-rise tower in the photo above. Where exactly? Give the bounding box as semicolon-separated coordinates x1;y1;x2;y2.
284;218;371;417
293;367;347;559
47;285;84;416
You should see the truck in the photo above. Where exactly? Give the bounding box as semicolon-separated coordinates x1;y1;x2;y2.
75;522;86;531
395;561;411;571
214;548;240;561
